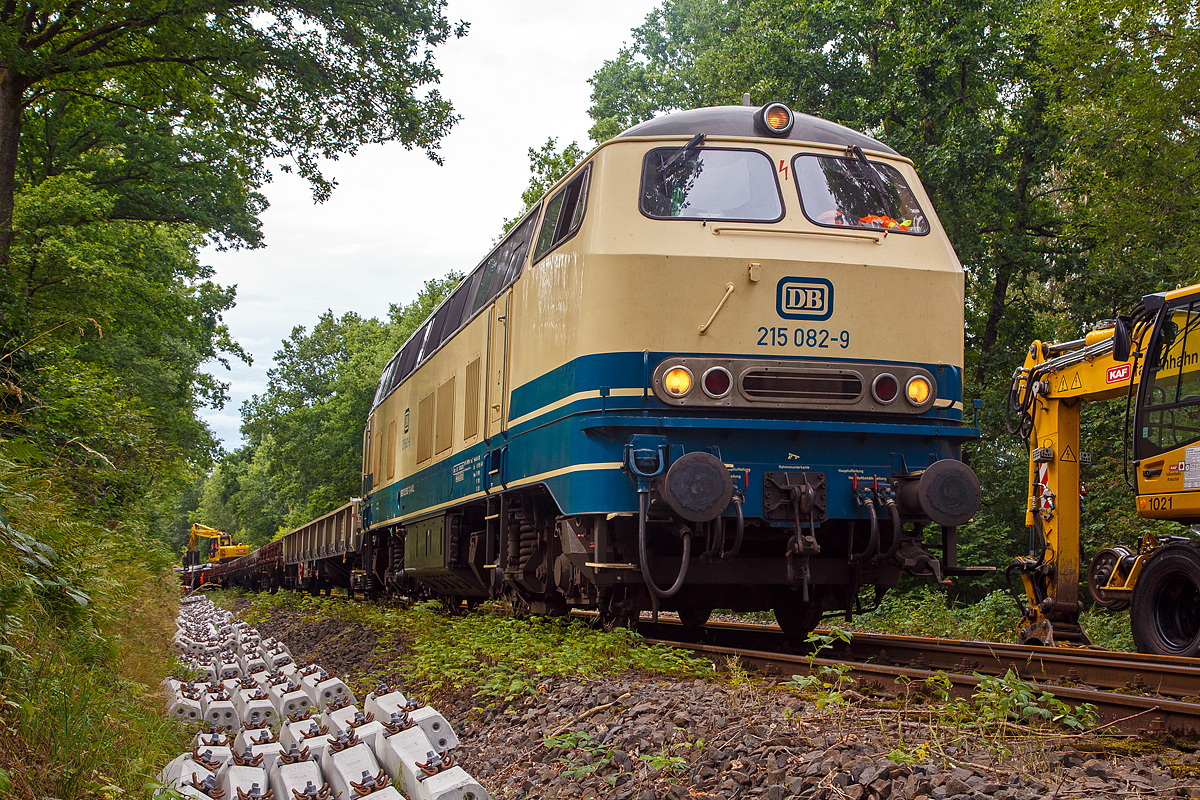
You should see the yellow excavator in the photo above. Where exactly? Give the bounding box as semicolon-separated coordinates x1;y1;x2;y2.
184;523;249;566
1008;285;1200;655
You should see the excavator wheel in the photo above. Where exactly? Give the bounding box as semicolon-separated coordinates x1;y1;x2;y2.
1130;543;1200;656
1088;546;1133;611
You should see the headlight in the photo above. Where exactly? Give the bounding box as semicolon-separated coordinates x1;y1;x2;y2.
663;366;693;397
906;375;932;406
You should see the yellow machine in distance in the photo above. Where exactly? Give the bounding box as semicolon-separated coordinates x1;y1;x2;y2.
184;523;249;566
1009;284;1200;655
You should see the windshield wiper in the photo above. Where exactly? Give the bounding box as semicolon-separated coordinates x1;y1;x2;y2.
846;144;894;206
658;132;706;175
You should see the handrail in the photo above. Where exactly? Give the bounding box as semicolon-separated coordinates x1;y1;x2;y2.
698;282;735;335
710;225;883;245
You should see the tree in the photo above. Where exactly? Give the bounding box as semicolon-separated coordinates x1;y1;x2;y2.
1038;0;1200;311
503;138;585;233
0;0;467;266
217;273;462;535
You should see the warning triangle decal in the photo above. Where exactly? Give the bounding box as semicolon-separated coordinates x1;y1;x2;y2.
1058;376;1069;392
1070;373;1083;389
1061;445;1077;462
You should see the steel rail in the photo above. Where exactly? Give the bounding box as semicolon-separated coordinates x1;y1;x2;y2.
634;618;1200;701
642;637;1200;736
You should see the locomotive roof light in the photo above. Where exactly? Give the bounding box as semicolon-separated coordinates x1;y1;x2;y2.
906;375;933;406
872;373;899;404
755;102;795;137
663;366;694;397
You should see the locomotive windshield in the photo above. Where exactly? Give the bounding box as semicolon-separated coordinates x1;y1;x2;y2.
640;147;783;222
794;155;929;235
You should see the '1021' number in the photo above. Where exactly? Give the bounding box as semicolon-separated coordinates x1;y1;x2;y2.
757;327;850;349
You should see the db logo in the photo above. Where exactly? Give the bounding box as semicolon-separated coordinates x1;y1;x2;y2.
1106;363;1132;384
777;277;834;321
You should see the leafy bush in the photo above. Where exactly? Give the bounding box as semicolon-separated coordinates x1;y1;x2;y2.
852;587;1017;643
0;452;191;798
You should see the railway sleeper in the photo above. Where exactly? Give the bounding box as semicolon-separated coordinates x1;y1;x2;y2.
160;596;492;800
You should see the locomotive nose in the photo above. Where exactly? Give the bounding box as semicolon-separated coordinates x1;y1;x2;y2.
895;459;981;527
660;451;735;522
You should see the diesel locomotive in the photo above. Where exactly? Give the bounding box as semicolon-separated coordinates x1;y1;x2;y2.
201;101;982;639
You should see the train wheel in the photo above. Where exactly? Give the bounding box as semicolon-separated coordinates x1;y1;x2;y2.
677;608;712;629
773;602;822;643
1131;545;1200;656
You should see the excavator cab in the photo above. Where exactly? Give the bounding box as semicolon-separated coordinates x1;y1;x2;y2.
184;524;249;566
1011;286;1200;655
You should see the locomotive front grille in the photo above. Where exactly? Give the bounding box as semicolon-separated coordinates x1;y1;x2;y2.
740;369;862;402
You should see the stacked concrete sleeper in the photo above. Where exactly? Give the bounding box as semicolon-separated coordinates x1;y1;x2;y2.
161;595;489;800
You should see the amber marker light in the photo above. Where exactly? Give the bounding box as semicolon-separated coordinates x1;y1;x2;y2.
663;367;693;397
766;105;791;131
756;102;795;137
906;375;932;406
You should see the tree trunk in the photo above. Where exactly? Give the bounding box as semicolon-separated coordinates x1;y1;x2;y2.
0;68;26;272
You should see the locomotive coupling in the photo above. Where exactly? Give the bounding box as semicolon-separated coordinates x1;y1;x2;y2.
893;459;980;526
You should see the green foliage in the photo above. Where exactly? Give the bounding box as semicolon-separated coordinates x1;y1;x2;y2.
233;593;713;705
972;669;1098;730
783;626;855;712
397;603;712;703
503;138;586;233
638;748;688;776
0;448;191;797
1079;606;1136;653
853;588;1018;643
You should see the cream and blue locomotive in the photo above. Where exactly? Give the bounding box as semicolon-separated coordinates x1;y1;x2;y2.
356;102;981;636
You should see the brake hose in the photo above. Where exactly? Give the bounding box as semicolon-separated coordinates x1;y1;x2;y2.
875;499;902;562
849;503;879;562
721;495;744;560
638;491;692;598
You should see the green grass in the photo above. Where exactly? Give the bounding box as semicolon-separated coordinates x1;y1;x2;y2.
223;592;714;707
849;586;1136;651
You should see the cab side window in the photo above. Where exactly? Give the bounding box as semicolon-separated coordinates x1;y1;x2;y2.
1139;304;1200;457
533;165;591;263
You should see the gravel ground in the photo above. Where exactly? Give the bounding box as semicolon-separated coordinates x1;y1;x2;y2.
233;599;1200;800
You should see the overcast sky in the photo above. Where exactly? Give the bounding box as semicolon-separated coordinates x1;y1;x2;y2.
198;0;660;447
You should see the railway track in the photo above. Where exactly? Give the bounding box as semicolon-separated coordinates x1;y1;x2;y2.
636;619;1200;737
